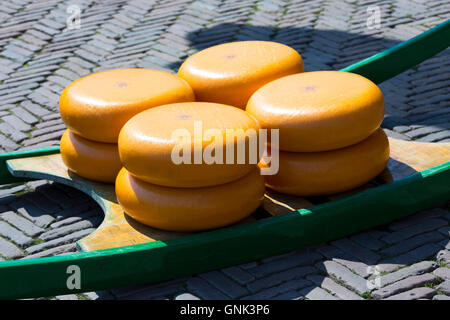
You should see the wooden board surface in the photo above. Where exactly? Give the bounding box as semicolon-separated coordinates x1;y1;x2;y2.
262;138;450;216
6;138;450;251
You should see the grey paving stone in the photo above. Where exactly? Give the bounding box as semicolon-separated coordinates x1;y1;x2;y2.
247;250;322;278
299;286;339;300
243;279;312;300
374;261;438;288
331;238;380;265
22;243;77;259
81;291;114;300
186;277;229;300
175;293;201;300
0;221;33;247
439;226;450;237
272;290;301;300
246;266;317;293
50;216;83;229
0;122;28;142
20;101;50;117
1;115;31;131
306;274;363;300
384;287;435;300
387;208;447;231
436;250;450;265
380;231;444;257
433;267;450;280
25;228;95;254
433;294;450;300
0;236;24;259
122;282;184;300
316;245;371;278
0;185;26;197
238;261;258;269
10;200;55;228
55;294;79;300
371;273;439;299
10;107;39;124
0;211;44;237
380;243;442;271
350;232;385;251
404;125;447;139
416;130;450;142
199;270;248;299
39;220;96;241
316;260;368;294
0;134;19;151
436;280;450;295
221;266;255;285
23;191;61;214
381;218;448;244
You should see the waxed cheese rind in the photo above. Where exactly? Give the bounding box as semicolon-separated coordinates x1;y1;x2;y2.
246;71;385;152
263;128;390;196
115;166;265;231
60;68;195;143
178;41;303;109
118;102;262;188
60;129;122;183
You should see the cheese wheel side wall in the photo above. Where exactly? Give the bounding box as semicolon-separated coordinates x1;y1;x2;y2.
60;130;122;183
115;166;266;232
264;128;390;196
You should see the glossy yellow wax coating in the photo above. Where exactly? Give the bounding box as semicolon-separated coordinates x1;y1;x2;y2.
119;102;261;188
115;166;265;231
262;128;390;196
59;68;195;143
247;71;385;152
60;129;122;183
178;41;303;109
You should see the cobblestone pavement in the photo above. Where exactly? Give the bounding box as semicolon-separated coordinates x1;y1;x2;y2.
0;0;448;300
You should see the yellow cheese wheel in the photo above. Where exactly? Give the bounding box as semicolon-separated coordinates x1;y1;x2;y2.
262;128;390;196
119;102;261;187
246;71;385;152
60;129;122;183
59;68;195;143
178;41;303;109
115;166;265;231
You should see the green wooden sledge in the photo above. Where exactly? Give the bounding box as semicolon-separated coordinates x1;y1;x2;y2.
0;20;449;300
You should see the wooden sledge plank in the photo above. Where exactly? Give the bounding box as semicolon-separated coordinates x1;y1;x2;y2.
260;138;450;215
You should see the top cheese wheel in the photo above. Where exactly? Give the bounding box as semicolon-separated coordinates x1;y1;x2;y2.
118;102;261;188
59;68;195;143
178;41;304;109
246;71;385;152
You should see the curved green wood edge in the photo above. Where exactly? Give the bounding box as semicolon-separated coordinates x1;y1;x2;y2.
341;19;450;84
0;147;60;184
0;161;448;299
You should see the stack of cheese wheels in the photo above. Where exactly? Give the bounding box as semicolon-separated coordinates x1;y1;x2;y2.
246;71;390;196
178;41;304;109
59;68;195;183
116;102;266;231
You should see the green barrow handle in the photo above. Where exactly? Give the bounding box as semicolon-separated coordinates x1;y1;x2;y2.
342;19;450;84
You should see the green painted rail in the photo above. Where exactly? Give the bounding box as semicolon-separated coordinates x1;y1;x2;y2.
0;20;449;299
